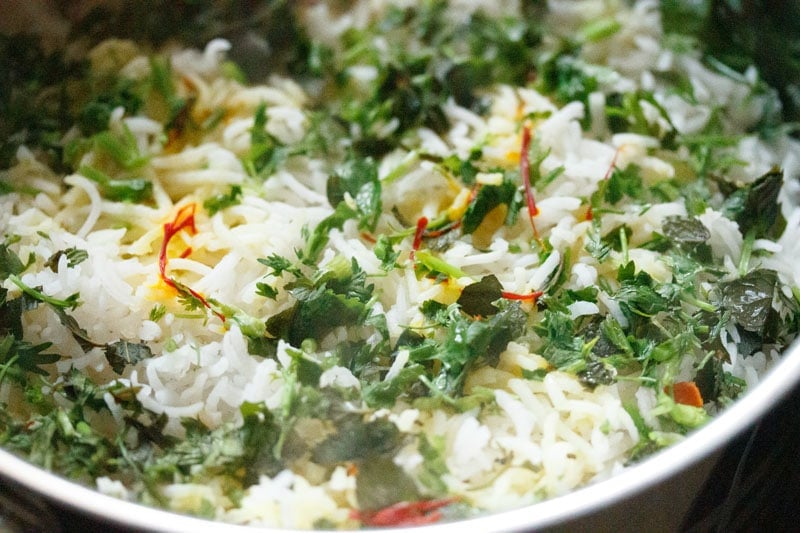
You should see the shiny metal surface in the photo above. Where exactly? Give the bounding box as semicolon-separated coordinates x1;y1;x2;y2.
0;2;798;530
2;338;798;532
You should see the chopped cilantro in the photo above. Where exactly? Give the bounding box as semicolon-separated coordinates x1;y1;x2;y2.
78;165;153;203
265;256;385;348
416;301;527;396
326;154;382;232
203;185;243;215
461;176;520;234
148;304;167;322
92;126;149;170
244;103;287;179
45;248;89;271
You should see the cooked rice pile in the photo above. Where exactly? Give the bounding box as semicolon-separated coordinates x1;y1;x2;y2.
1;0;799;529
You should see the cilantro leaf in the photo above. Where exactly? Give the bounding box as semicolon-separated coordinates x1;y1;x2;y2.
149;304;166;322
419;301;527;396
362;364;425;408
265;256;380;347
413;250;468;280
534;310;584;369
461;177;518;234
93;126;149;170
244;103;288;179
326;155;382;232
374;235;400;271
78;78;143;135
605;91;677;142
441;153;479;185
8;274;80;310
604;165;644;205
300;202;356;264
614;264;669;319
78;165;153;203
255;282;279;300
149;55;186;129
45;247;88;271
257;253;303;278
0;334;59;382
537;52;598;113
203;185;243;215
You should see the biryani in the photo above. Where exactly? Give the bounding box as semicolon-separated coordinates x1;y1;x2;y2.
1;0;799;528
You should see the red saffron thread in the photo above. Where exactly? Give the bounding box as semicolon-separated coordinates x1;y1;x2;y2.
500;289;544;302
159;204;225;322
410;216;429;263
350;498;456;527
520;124;540;241
424;219;462;238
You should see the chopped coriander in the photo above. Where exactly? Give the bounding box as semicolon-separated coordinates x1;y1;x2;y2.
203;185;243;215
149;304;167;322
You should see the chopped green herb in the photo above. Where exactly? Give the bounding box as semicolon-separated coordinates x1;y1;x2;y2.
203;185;243;215
78;165;153;203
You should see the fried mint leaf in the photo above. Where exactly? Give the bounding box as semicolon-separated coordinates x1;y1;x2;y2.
457;274;503;317
723;168;784;238
312;415;401;465
662;216;710;244
578;359;616;389
105;341;153;374
356;457;420;511
720;268;777;332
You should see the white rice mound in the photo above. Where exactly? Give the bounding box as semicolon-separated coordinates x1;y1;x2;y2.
2;0;799;529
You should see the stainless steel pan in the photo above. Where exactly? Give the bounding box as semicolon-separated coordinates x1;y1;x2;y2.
1;2;799;531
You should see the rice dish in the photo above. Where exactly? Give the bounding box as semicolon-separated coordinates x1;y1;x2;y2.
1;1;799;528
